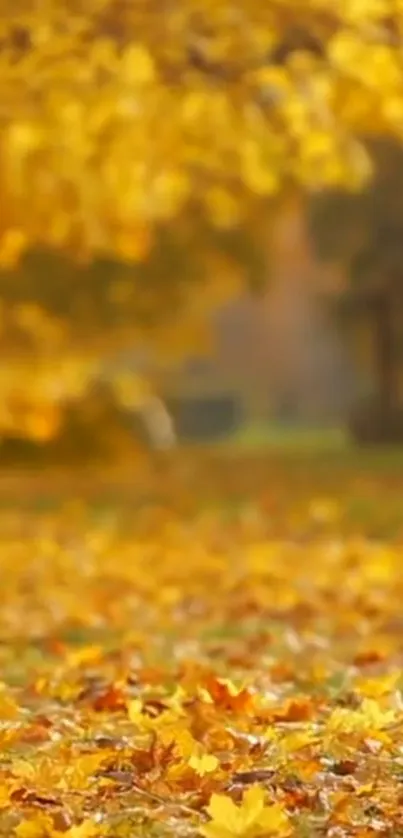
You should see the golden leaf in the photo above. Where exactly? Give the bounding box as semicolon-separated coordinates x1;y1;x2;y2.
54;821;99;838
64;753;107;790
327;698;396;735
188;753;219;776
354;671;401;699
12;759;36;780
120;44;156;85
65;645;103;668
0;783;12;809
240;142;279;195
201;787;291;838
111;373;151;410
204;188;242;228
0;228;27;268
114;225;152;262
15;817;54;838
0;683;19;720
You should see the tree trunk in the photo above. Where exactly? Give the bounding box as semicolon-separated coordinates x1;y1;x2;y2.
372;294;398;410
140;395;177;450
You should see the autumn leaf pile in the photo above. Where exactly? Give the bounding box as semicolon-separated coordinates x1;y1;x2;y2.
1;454;403;837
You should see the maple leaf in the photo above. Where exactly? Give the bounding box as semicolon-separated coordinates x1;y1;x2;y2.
165;728;199;759
53;820;99;838
0;783;12;809
15;817;99;838
327;698;396;735
0;681;19;719
279;729;319;754
188;753;220;776
201;786;291;838
65;645;103;668
127;698;186;732
270;697;315;723
4;450;403;838
354;672;401;698
199;677;255;713
15;817;56;838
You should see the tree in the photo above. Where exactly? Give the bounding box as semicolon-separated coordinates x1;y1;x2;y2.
0;0;403;445
2;0;403;261
308;140;403;443
0;223;262;446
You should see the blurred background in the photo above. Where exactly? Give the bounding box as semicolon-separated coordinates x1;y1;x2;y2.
1;136;402;466
1;0;403;471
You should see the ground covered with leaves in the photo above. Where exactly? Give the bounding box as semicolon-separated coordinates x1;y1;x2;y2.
1;451;403;838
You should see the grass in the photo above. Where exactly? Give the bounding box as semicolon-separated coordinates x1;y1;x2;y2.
220;421;403;471
232;421;347;450
1;425;403;513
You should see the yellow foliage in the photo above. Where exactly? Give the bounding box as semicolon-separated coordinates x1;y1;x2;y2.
63;753;108;790
15;817;99;838
327;698;396;735
0;353;161;443
120;44;156;86
201;787;291;838
0;681;19;719
0;0;401;439
188;753;220;776
15;819;51;838
0;784;12;809
0;228;27;268
111;373;152;410
354;671;401;698
127;698;186;732
0;1;399;257
1;457;403;835
12;759;36;780
170;729;200;760
279;729;319;754
55;823;99;838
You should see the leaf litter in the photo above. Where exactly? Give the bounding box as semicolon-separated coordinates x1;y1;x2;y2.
0;457;403;837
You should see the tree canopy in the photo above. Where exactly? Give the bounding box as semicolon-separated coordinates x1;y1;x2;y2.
1;0;403;264
1;0;403;446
